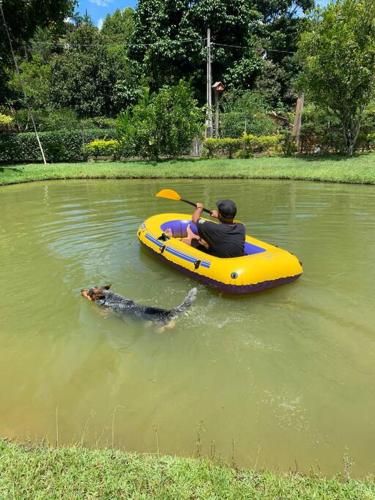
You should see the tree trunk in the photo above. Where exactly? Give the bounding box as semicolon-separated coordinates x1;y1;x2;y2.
342;115;362;157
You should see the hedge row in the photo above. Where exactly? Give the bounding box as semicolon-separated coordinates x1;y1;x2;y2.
0;129;116;163
203;134;283;158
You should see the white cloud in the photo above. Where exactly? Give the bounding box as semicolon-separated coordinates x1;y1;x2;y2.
97;18;104;30
89;0;113;7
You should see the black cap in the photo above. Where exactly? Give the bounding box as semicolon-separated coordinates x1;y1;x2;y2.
216;199;237;219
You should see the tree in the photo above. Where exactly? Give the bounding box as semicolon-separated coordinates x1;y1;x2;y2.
101;8;135;45
128;0;263;100
50;23;141;117
0;0;76;100
297;0;375;155
117;81;203;159
220;90;277;137
128;0;315;105
8;54;52;109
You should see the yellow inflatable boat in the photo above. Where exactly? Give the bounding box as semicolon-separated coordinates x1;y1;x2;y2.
137;213;303;294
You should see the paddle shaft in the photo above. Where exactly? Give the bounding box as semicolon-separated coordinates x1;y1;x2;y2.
181;198;212;215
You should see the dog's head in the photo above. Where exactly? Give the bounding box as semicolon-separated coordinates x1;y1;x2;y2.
81;284;112;302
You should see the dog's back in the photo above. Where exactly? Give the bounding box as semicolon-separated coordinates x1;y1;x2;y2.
81;285;197;325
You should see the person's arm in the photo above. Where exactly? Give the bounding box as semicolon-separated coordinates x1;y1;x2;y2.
192;203;204;224
192;204;219;224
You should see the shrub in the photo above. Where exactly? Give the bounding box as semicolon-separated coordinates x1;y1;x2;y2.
0;128;116;164
203;135;282;159
84;139;119;159
280;130;298;156
220;91;278;137
14;108;80;132
203;138;242;158
240;134;282;157
117;82;203;160
0;114;13;130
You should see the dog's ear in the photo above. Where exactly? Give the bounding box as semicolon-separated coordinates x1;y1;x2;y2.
104;284;112;290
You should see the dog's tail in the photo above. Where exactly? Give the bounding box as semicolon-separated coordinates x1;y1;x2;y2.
169;288;198;318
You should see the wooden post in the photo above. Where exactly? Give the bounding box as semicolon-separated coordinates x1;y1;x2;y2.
212;82;224;138
292;94;304;152
214;90;219;138
206;28;213;138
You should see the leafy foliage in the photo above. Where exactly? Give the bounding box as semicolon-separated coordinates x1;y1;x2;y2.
220;91;278;137
129;0;263;100
50;23;141;117
0;114;13;130
0;0;76;101
117;81;203;160
297;0;375;155
84;139;119;159
0;129;116;163
203;134;282;158
101;8;135;45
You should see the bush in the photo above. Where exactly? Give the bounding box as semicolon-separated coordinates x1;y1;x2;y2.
367;132;375;149
280;130;298;156
14;108;80;132
0;129;116;164
117;82;203;160
203;138;242;158
203;135;282;159
241;134;282;157
84;139;119;159
0;114;13;131
220;91;278;137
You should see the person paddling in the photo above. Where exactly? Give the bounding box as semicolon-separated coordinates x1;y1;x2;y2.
182;199;245;258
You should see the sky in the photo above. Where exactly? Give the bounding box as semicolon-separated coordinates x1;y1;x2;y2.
77;0;330;29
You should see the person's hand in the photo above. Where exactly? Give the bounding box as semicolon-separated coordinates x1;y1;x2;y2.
210;209;219;218
196;202;204;209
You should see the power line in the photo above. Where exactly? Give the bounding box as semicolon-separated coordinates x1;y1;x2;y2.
28;39;294;55
212;42;294;54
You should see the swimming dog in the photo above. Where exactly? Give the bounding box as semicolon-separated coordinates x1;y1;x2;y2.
81;285;197;328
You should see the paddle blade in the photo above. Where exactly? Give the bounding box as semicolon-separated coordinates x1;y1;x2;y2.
155;189;181;201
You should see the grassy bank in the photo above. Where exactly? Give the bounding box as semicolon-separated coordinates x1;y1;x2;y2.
1;154;375;186
0;440;374;499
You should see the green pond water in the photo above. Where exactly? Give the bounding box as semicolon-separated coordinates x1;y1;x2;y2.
1;178;375;476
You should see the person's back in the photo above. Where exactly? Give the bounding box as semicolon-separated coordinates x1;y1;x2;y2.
185;199;245;258
196;218;245;257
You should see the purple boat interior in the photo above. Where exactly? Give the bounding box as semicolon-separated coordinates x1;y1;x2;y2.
160;219;266;256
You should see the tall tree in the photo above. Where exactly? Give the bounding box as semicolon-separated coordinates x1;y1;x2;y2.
101;7;135;45
297;0;375;155
0;0;76;101
128;0;262;101
128;0;314;104
50;23;141;117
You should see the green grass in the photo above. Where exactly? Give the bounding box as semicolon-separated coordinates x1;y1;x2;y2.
0;440;374;499
1;154;375;186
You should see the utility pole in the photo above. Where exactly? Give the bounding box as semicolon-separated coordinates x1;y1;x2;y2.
206;27;213;138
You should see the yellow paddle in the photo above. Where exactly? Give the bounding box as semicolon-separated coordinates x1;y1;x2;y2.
156;189;212;215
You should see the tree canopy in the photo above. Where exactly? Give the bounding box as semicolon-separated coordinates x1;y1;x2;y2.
297;0;375;155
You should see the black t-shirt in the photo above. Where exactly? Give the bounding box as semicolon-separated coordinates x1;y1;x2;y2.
197;219;245;258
